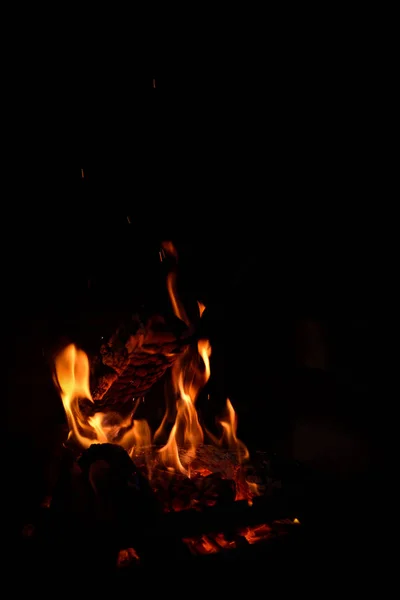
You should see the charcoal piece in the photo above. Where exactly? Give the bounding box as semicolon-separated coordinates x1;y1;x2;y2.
79;444;161;528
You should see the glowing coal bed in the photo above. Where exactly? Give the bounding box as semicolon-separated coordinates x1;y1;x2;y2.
131;444;271;511
126;444;302;561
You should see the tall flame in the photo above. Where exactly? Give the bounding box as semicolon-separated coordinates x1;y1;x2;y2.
219;399;249;462
197;301;206;318
54;344;152;467
53;344;95;449
158;340;212;476
162;240;190;326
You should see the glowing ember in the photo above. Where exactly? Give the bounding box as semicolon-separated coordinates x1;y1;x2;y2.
162;240;190;326
53;344;95;450
183;535;219;556
116;547;140;567
182;519;301;555
240;523;273;545
213;533;237;549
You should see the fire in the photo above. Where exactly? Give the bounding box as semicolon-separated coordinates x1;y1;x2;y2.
197;301;206;318
157;340;211;476
54;341;251;483
219;399;250;461
162;240;190;327
206;398;249;462
53;344;95;449
54;344;152;464
198;339;211;380
53;243;252;489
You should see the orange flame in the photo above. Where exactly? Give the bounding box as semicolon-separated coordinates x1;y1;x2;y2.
53;344;95;449
162;240;190;327
158;340;212;475
197;301;206;318
54;337;251;488
207;398;249;462
54;344;152;467
219;399;249;462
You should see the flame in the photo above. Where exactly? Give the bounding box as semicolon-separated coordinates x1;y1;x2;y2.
207;399;249;462
197;300;206;318
198;339;211;381
51;237;261;513
161;240;178;260
183;535;219;556
162;240;190;326
54;344;152;466
158;340;212;475
220;400;249;461
53;344;96;449
54;337;251;492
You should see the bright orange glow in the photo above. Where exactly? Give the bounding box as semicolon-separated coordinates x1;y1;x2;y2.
207;399;249;462
54;325;253;495
53;344;96;449
220;399;250;461
166;271;190;326
52;239;255;495
183;535;219;555
158;340;211;475
54;344;152;466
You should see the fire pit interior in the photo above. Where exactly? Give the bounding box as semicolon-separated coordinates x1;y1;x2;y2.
8;164;376;586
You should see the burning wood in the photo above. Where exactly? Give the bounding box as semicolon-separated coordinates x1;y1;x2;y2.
51;240;279;512
91;312;193;407
18;239;305;575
